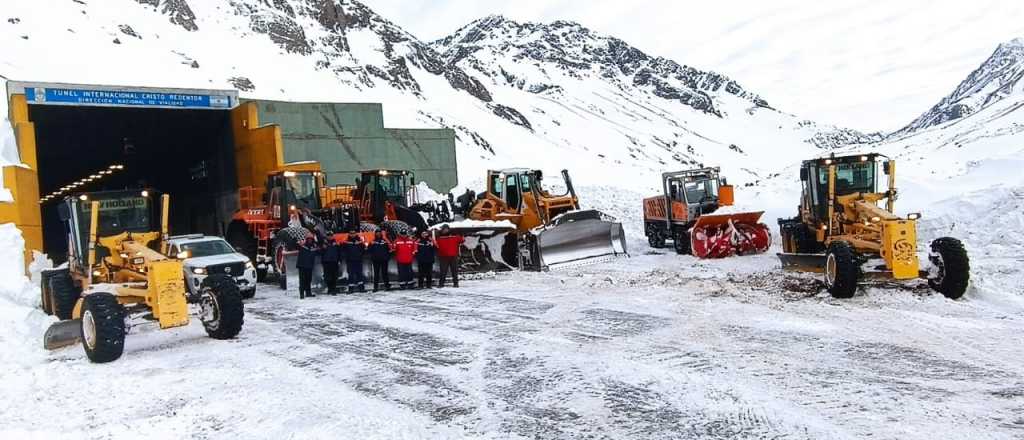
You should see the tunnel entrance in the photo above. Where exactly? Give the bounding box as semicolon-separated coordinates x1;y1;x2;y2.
31;105;238;260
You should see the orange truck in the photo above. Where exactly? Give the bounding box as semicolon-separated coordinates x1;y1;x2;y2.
643;167;770;258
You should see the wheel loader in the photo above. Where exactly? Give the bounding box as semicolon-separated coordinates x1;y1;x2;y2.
777;153;970;299
40;189;244;363
643;167;770;258
227;163;432;280
451;168;627;271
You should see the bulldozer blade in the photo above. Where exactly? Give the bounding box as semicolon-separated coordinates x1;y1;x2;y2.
692;211;765;229
537;210;628;270
777;252;827;273
43;319;82;350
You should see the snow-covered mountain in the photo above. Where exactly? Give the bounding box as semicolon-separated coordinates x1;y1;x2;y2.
895;38;1024;136
1;1;874;193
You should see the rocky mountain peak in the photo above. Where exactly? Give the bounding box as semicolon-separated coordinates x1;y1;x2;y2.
432;15;770;117
895;38;1024;136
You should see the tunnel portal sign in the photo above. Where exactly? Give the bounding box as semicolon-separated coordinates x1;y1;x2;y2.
24;86;233;109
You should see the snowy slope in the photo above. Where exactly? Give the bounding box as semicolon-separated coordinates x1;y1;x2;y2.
896;38;1024;135
0;1;873;194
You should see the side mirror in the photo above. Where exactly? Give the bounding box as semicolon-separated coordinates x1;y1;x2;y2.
409;177;415;186
799;168;808;181
883;161;892;175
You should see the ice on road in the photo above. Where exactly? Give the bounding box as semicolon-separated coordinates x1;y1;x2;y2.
2;252;1024;439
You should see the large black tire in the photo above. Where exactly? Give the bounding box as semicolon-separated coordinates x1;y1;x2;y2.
198;274;244;340
928;237;970;299
824;241;860;299
271;228;306;276
80;293;126;363
647;226;666;249
39;269;58;315
49;270;81;320
672;228;691;255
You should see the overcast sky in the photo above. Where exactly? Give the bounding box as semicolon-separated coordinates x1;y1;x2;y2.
366;0;1024;133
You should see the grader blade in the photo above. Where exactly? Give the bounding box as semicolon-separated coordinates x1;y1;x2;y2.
777;253;827;273
43;319;82;350
536;210;628;270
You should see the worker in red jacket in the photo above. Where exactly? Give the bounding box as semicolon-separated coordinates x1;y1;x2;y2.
393;231;419;289
435;224;465;288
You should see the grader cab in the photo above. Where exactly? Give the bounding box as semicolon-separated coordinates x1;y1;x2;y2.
40;189;244;363
777;153;970;299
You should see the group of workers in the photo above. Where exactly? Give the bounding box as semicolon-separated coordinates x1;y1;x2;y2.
294;225;466;298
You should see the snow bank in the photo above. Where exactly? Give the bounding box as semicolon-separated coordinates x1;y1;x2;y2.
0;224;52;367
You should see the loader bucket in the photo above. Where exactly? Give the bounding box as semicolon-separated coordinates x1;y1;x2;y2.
536;210;628;270
690;211;771;259
44;319;82;350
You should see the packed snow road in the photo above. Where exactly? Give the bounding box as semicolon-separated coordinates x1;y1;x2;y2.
3;252;1023;439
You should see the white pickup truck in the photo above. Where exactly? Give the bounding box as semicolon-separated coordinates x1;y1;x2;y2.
167;235;258;299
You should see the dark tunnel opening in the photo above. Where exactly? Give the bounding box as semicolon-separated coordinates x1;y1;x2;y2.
31;105;239;261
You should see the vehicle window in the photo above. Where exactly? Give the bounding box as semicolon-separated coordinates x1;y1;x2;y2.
683;178;719;204
490;173;504;198
284;173;320;210
818;162;876;195
180;240;235;258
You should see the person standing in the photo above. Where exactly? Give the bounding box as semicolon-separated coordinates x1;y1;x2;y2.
367;231;393;292
415;230;437;289
296;236;318;299
341;234;366;293
435;225;465;288
393;232;418;289
321;237;341;295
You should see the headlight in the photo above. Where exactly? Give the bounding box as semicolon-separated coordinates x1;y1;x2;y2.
192;267;206;275
131;257;145;265
907;213;921;220
245;261;255;270
177;251;190;259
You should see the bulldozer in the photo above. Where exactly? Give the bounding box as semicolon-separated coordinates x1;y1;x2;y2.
643;167;770;258
456;168;627;270
777;153;970;299
226;163;433;280
40;189;244;363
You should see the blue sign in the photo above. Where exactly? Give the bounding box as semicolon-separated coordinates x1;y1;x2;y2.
24;87;232;109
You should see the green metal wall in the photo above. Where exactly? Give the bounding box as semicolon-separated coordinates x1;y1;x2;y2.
248;100;458;191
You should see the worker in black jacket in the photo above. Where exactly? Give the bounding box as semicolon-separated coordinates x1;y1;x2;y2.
321;238;341;295
341;234;366;293
367;231;393;292
296;236;318;299
415;230;437;289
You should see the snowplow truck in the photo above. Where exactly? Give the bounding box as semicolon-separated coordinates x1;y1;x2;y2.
227;163;429;280
460;168;627;270
643;167;770;258
777;153;970;299
40;189;244;363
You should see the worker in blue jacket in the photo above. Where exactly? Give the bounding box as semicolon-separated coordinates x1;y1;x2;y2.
321;237;342;295
296;236;318;299
341;234;367;293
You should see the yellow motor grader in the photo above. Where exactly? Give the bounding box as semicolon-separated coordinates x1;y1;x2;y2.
40;189;244;363
777;153;970;299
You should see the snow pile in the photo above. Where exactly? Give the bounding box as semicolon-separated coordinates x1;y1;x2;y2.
0;224;52;367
